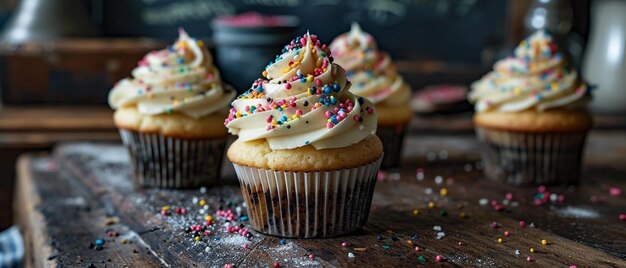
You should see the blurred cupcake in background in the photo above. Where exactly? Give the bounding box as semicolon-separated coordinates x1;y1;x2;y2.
109;29;236;188
225;32;383;238
330;23;412;169
468;30;592;185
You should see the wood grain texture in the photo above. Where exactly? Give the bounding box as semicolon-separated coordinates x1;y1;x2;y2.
14;131;626;267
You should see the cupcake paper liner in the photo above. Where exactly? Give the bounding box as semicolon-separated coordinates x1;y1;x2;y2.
119;129;226;188
476;127;588;185
233;157;383;238
376;124;407;169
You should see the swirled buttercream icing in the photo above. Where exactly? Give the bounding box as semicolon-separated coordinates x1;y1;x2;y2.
224;32;378;150
109;29;235;118
468;30;590;113
329;23;411;106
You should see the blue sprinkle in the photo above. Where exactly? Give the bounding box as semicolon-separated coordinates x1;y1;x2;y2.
177;57;184;64
278;107;283;111
358;97;365;104
214;237;221;241
95;239;105;247
332;83;341;92
240;216;249;221
323;86;332;94
305;141;310;145
256;87;263;93
281;115;288;121
300;78;306;83
330;97;337;105
279;239;286;245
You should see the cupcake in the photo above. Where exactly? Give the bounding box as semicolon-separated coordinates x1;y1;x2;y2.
330;23;412;169
108;29;236;188
468;30;592;185
224;32;383;238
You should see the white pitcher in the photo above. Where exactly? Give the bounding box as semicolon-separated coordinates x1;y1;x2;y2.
583;0;626;114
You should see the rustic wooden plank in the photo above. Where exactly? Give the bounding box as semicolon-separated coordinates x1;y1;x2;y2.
15;154;172;267
36;131;625;267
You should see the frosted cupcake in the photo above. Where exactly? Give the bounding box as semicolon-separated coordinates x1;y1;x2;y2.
225;32;383;238
330;23;412;169
468;30;592;185
109;29;236;188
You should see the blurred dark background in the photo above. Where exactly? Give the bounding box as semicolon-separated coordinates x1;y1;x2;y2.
0;0;595;230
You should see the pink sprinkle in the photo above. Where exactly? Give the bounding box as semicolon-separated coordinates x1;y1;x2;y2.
526;256;533;262
309;254;315;260
435;255;444;263
285;83;292;90
494;205;506;212
569;266;577;268
504;231;510;237
557;194;565;203
619;214;626;221
325;111;333;119
243;244;250;249
538;185;547;193
519;221;527;228
610;187;622;196
377;171;386;181
326;122;334;128
341;242;349;247
505;193;514;200
314;79;323;87
457;241;464;246
296;110;303;116
415;246;421;252
491;222;500;229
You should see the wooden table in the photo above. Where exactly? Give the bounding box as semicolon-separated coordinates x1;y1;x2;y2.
14;127;626;267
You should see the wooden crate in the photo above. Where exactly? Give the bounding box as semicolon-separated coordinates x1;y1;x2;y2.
0;38;164;104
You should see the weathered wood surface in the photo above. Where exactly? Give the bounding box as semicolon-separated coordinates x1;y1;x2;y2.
14;131;626;267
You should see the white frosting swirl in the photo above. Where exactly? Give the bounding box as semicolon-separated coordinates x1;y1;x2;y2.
225;32;378;150
330;23;411;106
109;29;235;118
469;30;590;113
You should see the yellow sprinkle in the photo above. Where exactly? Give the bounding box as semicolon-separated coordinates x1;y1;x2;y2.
198;200;206;206
235;112;242;118
497;238;503;244
307;75;314;82
205;215;213;221
406;240;413;245
459;212;468;219
541;239;548;245
194;236;201;241
514;88;522;95
262;70;268;77
281;67;291;74
271;119;277;126
551;82;559;91
428;202;435;209
148;93;154;99
161;206;170;211
530;248;536;253
196;40;204;47
412;209;419;216
292;114;300;119
440;188;448;196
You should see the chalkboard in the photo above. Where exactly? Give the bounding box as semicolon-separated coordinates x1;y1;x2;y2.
101;0;507;63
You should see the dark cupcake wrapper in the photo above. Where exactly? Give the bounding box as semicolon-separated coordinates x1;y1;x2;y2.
376;124;407;169
476;127;588;185
119;129;226;189
233;156;383;238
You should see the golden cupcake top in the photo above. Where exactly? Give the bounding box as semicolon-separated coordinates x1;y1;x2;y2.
469;30;591;113
330;23;411;106
109;29;235;118
224;32;378;150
